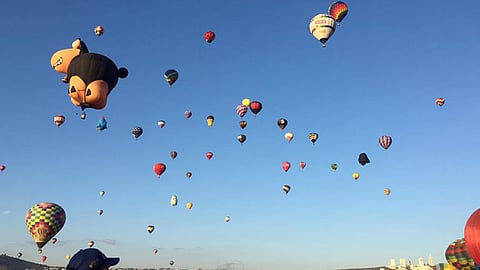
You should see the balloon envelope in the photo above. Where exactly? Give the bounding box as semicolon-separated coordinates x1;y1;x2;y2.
277;118;288;130
436;97;445;107
465;208;480;265
94;26;104;36
164;69;179;86
147;225;155;233
25;202;66;249
236;104;248;117
249;101;262;115
132;126;143;139
445;238;476;270
204;31;216;43
358;153;370;166
153;163;166;177
379;135;392;150
328;1;348;24
309;14;336;47
282;161;291;172
54;115;65;127
309;132;318;144
284;132;294;143
206;152;213;160
283;185;291;194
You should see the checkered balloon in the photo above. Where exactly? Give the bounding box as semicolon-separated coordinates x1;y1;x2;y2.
25;202;66;249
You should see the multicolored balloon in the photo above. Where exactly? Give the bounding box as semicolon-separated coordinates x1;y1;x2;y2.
236;104;248;117
54;115;65;127
184;110;192;119
331;163;338;171
206;115;215;127
170;151;178;160
436;97;446;107
147;225;155;234
277;118;288;131
239;120;247;129
204;31;216;43
383;188;391;196
309;14;336;47
132;126;143;140
157;120;166;128
164;69;179;86
25;202;66;250
328;1;348;24
299;161;306;169
379;135;392;150
445;238;476;270
94;26;104;36
284;132;294;143
309;132;318;144
237;134;246;144
282;185;291;194
170;195;178;206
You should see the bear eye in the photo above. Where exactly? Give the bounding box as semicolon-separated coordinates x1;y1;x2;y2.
69;86;76;93
86;89;91;96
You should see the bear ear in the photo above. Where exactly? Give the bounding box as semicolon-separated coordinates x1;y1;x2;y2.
71;38;88;53
118;67;128;79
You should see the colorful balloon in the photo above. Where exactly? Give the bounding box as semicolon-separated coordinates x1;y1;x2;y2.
147;225;155;234
379;135;392;150
299;161;306;169
157;120;166;128
54;115;65;127
186;202;193;210
88;240;94;247
96;116;107;131
465;208;480;265
207;115;215;127
352;172;360;180
184;110;192;119
445;238;476;270
186;171;192;178
383;188;391;196
309;132;318;144
170;195;178;206
242;98;251;107
236;104;248;117
51;237;57;244
328;1;348;24
309;14;336;47
436;97;445;107
358;153;370;166
94;26;104;36
284;132;294;143
282;161;291;172
164;69;179;86
239;120;247;129
132;126;143;140
206;152;214;160
282;185;291;194
237;134;246;144
16;252;22;258
204;31;216;43
66;255;71;260
331;163;338;171
170;151;178;160
25;202;66;250
277;118;288;131
249;101;262;115
153;163;166;177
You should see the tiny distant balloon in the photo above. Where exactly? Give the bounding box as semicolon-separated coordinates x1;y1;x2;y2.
96;116;107;131
309;132;318;144
379;135;392;150
358;153;370;166
282;161;291;172
283;185;291;194
236;104;248;117
51;238;57;244
237;134;246;144
88;240;94;247
242;98;251;107
436;97;445;107
186;202;193;210
225;216;231;222
170;151;178;160
204;31;216;43
164;69;179;86
41;255;47;263
384;188;391;196
184;110;192;119
206;115;215;127
99;191;105;196
97;209;103;215
331;163;338;171
54;115;65;127
284;132;294;143
170;260;175;266
66;255;71;260
157;120;166;128
186;171;192;178
249;101;262;115
206;152;213;160
153;249;158;255
0;165;5;172
299;161;306;169
147;225;155;234
132;126;143;140
170;195;178;206
352;172;360;180
153;163;166;177
277;118;288;131
94;26;104;36
17;252;22;258
239;120;247;129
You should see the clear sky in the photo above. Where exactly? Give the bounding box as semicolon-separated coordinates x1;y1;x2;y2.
1;1;480;270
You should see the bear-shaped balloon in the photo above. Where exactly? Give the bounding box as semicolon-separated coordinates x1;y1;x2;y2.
50;39;128;110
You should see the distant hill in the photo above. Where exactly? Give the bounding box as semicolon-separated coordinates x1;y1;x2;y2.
0;254;53;270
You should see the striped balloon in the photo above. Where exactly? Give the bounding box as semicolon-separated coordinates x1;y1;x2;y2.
328;1;349;24
378;135;392;150
445;238;476;270
236;104;248;117
436;97;445;107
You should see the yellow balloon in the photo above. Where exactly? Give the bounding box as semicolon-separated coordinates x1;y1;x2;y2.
384;188;391;196
284;132;294;143
352;172;360;180
66;255;71;260
242;98;251;107
186;202;193;210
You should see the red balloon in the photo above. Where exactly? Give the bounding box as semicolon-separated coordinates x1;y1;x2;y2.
206;152;213;160
153;163;166;177
0;165;5;172
249;101;262;115
299;162;306;169
41;255;47;262
465;208;480;264
282;161;291;172
204;31;216;43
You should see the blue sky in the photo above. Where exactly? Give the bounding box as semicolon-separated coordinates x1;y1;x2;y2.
1;1;480;269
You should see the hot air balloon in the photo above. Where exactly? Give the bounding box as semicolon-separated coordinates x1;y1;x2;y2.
147;225;155;234
0;165;5;172
328;1;348;24
206;152;214;160
309;14;336;47
249;101;262;115
170;151;178;160
170;195;178;206
16;252;22;258
157;120;166;128
465;208;480;265
282;161;291;172
358;153;370;166
383;188;391;196
52;238;57;244
206;115;215;127
170;260;175;266
54;115;65;127
204;31;216;43
132;126;143;140
88;240;94;247
242;98;251;107
239;120;247;129
285;132;294;143
379;135;392;150
445;238;476;270
94;26;104;36
97;209;103;215
186;171;192;178
164;69;179;87
41;255;47;263
225;216;231;222
299;162;306;169
283;185;291;194
96;116;107;131
66;255;71;260
186;202;193;210
99;191;105;197
153;163;166;177
309;132;318;144
25;202;66;251
277;118;288;131
236;104;248;117
50;39;128;111
331;163;338;171
237;134;246;144
153;249;158;255
184;110;192;119
352;172;360;180
436;97;445;107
